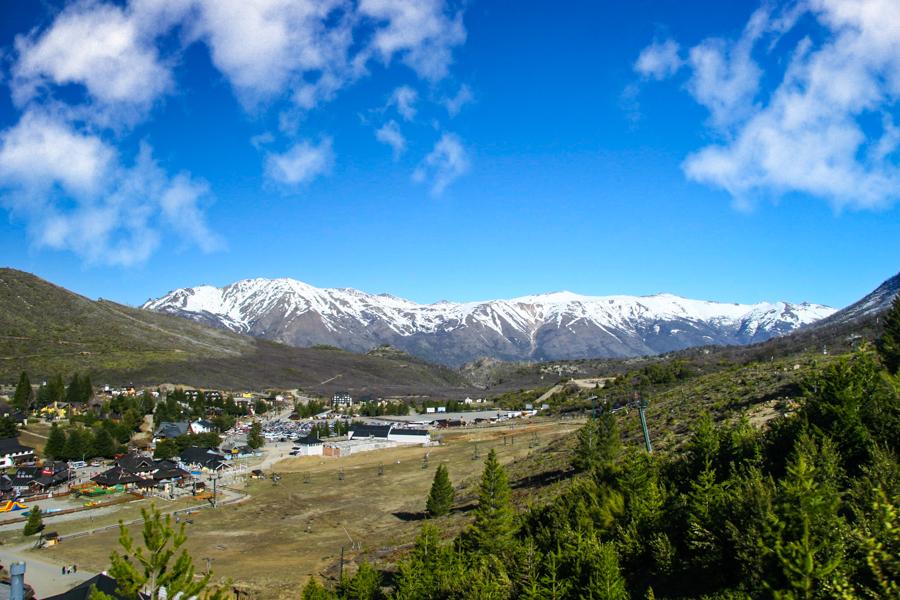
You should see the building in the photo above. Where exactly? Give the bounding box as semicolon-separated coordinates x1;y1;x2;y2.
332;393;353;408
0;401;27;427
0;437;34;468
11;462;69;495
291;435;324;456
153;421;190;442
93;451;189;491
189;419;216;435
179;446;227;471
348;424;392;440
45;573;139;600
388;428;431;444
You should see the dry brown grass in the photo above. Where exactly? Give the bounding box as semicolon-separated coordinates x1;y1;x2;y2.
38;419;579;598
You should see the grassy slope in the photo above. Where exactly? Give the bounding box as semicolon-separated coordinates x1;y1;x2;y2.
0;269;470;397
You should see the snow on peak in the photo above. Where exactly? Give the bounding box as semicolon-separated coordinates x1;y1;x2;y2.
142;277;837;357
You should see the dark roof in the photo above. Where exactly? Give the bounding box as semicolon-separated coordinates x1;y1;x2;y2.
179;446;225;468
0;437;33;456
93;466;141;486
44;574;134;600
116;452;156;472
349;424;392;439
295;435;323;445
390;428;429;436
154;421;189;438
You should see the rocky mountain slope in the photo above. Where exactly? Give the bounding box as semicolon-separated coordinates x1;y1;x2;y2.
143;278;836;366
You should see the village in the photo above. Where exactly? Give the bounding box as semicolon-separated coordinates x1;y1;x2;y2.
0;377;558;598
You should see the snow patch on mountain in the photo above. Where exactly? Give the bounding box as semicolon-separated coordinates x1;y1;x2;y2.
142;278;837;365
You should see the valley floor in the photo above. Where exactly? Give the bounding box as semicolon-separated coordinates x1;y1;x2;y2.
32;419;579;598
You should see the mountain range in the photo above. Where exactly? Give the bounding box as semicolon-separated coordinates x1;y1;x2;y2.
143;278;837;366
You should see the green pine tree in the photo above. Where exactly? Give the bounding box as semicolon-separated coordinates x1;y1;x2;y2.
23;506;43;536
583;539;629;600
92;427;116;458
768;434;846;599
66;373;82;405
572;410;621;473
301;578;335;600
80;374;94;403
63;428;87;461
48;374;66;404
426;464;454;517
247;421;264;449
0;416;18;438
12;371;32;411
44;424;66;459
877;295;900;374
88;505;225;600
343;561;382;600
469;449;515;555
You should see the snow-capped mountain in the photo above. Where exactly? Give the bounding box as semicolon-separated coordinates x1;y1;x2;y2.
141;278;836;366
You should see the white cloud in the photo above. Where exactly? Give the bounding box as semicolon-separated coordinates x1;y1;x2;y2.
2;0;471;265
12;1;174;120
0;112;220;265
634;39;683;81
0;111;114;196
388;85;418;120
191;0;356;108
413;132;468;195
640;0;900;210
375;120;406;158
359;0;466;80
443;83;473;116
265;138;334;186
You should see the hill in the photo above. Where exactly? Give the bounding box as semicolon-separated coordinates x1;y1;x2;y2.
0;268;471;396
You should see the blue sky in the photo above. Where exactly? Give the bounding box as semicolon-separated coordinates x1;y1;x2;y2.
0;0;897;309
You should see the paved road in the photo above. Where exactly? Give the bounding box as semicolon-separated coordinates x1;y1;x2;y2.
0;541;95;597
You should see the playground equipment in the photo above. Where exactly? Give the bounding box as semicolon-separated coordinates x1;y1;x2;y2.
0;501;28;512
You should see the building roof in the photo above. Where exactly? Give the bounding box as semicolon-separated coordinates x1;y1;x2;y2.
0;437;34;456
390;428;429;436
93;466;141;486
44;574;135;600
349;424;392;439
180;446;226;469
154;421;189;438
116;451;157;472
192;419;216;430
295;435;323;445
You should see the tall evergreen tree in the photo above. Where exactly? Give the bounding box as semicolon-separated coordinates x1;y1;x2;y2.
48;374;65;404
88;505;224;600
342;561;382;600
469;449;515;555
44;424;66;459
63;428;88;461
23;506;43;536
66;373;82;405
768;434;846;599
0;416;18;438
80;374;94;403
247;421;264;449
877;295;900;374
12;371;32;411
572;410;621;473
426;464;454;517
300;578;335;600
92;427;116;458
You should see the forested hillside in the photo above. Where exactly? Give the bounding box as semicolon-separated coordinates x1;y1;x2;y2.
305;298;900;599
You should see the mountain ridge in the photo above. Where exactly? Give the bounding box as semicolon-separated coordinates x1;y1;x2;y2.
143;277;836;366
